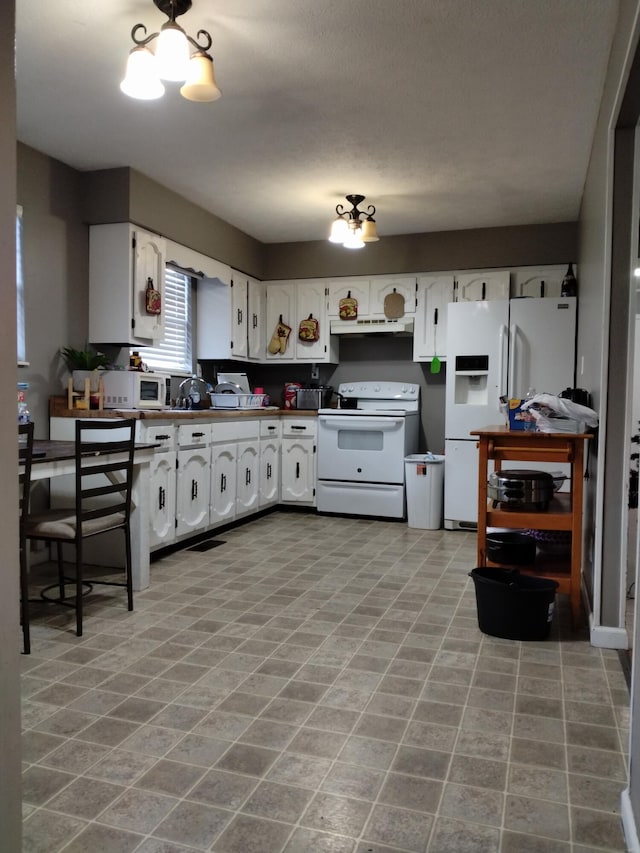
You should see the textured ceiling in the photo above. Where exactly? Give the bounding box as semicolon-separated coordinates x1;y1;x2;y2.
15;0;619;244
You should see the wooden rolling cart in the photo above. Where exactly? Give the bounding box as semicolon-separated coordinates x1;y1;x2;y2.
471;425;592;626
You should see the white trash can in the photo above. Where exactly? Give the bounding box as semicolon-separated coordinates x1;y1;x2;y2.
404;453;445;529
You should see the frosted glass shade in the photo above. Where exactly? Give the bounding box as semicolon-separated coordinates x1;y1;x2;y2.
329;216;349;243
343;227;365;249
180;53;222;102
120;46;165;100
155;22;190;81
361;218;379;242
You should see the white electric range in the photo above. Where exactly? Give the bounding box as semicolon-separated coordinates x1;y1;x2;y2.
317;380;420;518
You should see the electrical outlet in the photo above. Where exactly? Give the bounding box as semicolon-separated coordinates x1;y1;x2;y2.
311;364;319;381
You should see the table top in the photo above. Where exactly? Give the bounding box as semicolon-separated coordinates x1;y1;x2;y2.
470;425;593;440
22;440;157;466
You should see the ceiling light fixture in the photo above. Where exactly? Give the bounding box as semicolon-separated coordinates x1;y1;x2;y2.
328;194;379;249
120;0;221;103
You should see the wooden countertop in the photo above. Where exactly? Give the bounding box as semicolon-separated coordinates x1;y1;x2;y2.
49;397;318;420
470;424;593;439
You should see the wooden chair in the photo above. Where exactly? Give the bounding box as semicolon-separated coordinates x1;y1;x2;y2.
25;419;136;637
19;421;34;654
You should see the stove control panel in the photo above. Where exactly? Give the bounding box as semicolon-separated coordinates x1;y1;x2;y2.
338;381;419;401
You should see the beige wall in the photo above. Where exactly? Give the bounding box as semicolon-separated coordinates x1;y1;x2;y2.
264;222;577;280
2;3;22;849
17;143;89;437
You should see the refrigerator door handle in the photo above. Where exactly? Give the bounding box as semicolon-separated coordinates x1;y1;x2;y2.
498;324;509;398
508;323;517;397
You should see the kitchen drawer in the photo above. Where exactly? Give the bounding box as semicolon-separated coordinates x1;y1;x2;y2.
137;421;176;451
260;419;281;439
177;423;212;447
282;418;316;439
211;419;260;443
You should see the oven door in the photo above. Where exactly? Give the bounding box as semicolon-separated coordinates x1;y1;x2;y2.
317;414;407;483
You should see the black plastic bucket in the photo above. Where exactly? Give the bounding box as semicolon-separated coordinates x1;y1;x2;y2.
469;567;559;641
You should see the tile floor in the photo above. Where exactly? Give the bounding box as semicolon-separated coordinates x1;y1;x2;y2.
20;511;631;853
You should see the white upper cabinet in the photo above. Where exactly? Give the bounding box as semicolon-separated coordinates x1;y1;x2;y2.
455;270;510;302
369;277;417;316
196;269;262;362
165;241;230;282
511;266;570;299
294;280;338;363
413;274;455;362
327;279;371;317
247;277;265;360
265;281;297;361
89;223;166;345
231;275;249;360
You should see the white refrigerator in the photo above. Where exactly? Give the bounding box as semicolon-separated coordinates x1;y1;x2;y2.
444;297;577;529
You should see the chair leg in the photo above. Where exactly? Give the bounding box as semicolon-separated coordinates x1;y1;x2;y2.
124;526;133;612
75;541;83;637
57;541;65;600
19;544;30;655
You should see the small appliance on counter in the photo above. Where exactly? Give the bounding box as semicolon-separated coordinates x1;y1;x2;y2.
295;385;334;410
102;370;168;410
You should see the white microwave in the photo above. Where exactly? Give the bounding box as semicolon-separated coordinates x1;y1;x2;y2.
102;371;168;410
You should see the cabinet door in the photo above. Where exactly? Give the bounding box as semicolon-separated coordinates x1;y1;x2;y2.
247;277;264;360
231;274;249;360
133;229;166;341
455;271;510;302
294;280;329;362
369;277;417;316
210;443;237;525
236;441;260;517
281;439;315;503
265;281;296;361
259;440;280;507
89;223;165;346
149;451;177;549
327;279;370;317
176;447;211;537
413;275;454;362
196;278;233;360
511;266;567;299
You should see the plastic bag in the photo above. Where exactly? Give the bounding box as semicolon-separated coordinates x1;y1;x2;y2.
520;393;598;433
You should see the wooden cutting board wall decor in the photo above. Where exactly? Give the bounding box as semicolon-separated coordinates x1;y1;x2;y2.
384;288;405;319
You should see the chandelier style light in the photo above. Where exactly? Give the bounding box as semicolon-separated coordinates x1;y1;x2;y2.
120;0;221;103
328;194;379;249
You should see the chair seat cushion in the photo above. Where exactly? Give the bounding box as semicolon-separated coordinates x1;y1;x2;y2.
25;509;126;539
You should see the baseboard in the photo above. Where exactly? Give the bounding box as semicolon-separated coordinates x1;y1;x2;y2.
589;620;629;649
621;788;640;852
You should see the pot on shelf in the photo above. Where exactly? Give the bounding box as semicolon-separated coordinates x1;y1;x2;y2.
487;469;555;510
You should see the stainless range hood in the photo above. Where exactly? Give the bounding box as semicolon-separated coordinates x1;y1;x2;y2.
330;317;414;335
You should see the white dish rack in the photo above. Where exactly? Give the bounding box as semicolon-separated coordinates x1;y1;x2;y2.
210;393;266;409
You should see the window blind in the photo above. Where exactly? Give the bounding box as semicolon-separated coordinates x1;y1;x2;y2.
136;265;192;374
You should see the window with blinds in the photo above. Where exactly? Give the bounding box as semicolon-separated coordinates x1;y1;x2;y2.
134;265;193;374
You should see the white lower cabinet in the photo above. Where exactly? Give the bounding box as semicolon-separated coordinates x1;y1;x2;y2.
176;446;211;538
175;423;212;538
236;441;260;518
260;419;281;508
135;421;178;551
281;419;317;506
210;443;237;526
149;451;177;548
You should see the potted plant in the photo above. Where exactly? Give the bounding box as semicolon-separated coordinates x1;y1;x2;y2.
60;346;110;392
